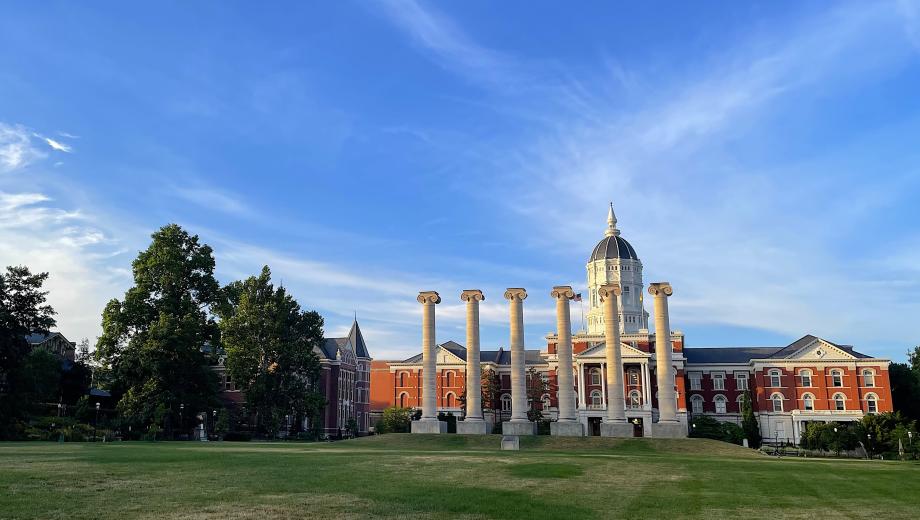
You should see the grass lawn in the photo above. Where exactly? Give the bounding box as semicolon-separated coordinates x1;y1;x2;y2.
2;435;919;519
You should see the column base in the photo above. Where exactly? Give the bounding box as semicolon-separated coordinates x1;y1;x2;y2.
651;421;686;438
600;421;633;438
411;419;447;434
502;421;536;436
550;421;584;437
456;419;492;435
501;436;520;450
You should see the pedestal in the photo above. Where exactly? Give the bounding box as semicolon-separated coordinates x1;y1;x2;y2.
550;421;584;437
411;420;447;434
501;436;520;450
502;421;536;436
651;421;686;438
456;420;491;435
600;422;633;438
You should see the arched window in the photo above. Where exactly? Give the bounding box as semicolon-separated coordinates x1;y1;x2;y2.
866;393;878;414
629;369;639;386
590;390;603;408
802;393;815;411
830;370;843;387
799;369;812;387
690;394;704;415
629;390;641;409
590;368;601;386
768;370;782;388
862;369;875;388
398;372;408;387
500;394;512;412
541;393;551;410
398;392;409;408
832;392;846;411
445;392;456;408
770;392;784;412
714;394;727;414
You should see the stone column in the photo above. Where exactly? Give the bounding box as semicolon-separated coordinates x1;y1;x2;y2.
457;290;490;435
411;291;447;434
550;286;583;436
648;282;684;438
599;283;631;437
502;288;535;435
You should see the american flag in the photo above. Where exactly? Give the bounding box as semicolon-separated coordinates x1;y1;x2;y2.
573;293;582;302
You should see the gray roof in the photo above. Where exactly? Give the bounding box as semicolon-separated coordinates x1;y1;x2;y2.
590;235;639;262
25;332;71;345
315;320;372;361
684;335;874;364
401;342;545;366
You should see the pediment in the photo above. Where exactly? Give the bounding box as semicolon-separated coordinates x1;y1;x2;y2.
785;338;856;361
576;342;648;359
436;345;466;364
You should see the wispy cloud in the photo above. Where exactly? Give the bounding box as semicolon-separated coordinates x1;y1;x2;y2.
34;134;73;153
173;185;253;217
0;123;46;173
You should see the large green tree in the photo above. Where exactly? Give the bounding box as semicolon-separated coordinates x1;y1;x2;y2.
95;224;221;434
890;346;920;422
0;266;57;434
740;391;761;448
219;266;325;437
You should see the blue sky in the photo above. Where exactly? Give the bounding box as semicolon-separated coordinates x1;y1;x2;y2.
2;1;919;361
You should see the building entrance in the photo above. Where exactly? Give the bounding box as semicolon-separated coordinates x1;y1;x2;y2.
632;418;644;437
588;417;601;436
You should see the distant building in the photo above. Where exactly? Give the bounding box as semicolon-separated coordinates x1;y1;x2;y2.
25;332;76;361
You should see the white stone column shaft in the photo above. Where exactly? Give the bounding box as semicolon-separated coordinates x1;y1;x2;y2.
600;283;627;423
418;291;441;421
649;282;677;423
577;363;585;410
461;290;485;421
550;286;577;422
505;288;529;422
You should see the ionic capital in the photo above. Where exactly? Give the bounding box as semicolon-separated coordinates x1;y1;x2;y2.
503;288;528;301
550;286;575;300
460;289;485;302
598;283;621;301
417;291;442;305
648;282;673;297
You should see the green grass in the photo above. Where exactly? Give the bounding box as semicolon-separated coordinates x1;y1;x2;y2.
1;435;918;519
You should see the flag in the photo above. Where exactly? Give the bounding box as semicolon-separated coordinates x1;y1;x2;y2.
574;293;582;302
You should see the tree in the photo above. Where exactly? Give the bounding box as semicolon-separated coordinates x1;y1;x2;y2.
377;406;412;433
481;368;501;412
525;367;548;422
219;266;325;437
0;266;57;436
95;224;221;434
740;391;761;448
891;346;920;422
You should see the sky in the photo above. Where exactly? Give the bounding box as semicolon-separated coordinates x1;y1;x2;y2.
2;1;920;362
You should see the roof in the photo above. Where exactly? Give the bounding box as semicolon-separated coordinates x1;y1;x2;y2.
25;332;72;345
765;334;872;359
401;342;545;365
315;320;373;361
683;347;783;364
589;235;639;262
347;320;371;358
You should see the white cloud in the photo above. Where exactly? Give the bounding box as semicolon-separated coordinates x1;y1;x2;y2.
0;123;46;173
173;185;253;217
38;136;73;153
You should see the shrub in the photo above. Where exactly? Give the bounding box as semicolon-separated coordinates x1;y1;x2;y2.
223;431;253;442
689;415;744;445
378;407;412;434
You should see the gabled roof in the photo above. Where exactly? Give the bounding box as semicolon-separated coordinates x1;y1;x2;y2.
400;342;545;365
684;347;782;364
316;320;373;361
765;334;871;360
25;332;71;345
347;320;371;358
577;341;648;358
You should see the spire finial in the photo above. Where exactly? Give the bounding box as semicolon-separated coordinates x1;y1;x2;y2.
605;202;620;237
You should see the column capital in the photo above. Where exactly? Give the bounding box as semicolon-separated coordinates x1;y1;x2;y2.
598;283;621;300
460;289;485;302
417;291;442;304
550;285;575;300
503;288;528;301
648;282;673;297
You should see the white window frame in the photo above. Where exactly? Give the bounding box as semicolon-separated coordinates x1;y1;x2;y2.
500;393;512;412
590;368;602;386
799;369;812;388
771;392;784;412
832;392;846;411
712;372;725;391
831;370;843;387
690;394;704;415
629;390;641;409
866;393;878;414
590;390;603;408
735;373;748;391
689;372;701;391
802;393;815;411
769;370;782;388
862;369;875;388
714;394;727;414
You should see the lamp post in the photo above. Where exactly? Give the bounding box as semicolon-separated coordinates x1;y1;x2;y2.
212;410;217;440
179;403;185;440
94;402;101;442
909;431;913;447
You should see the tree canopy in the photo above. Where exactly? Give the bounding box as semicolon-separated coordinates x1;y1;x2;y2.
219;266;325;437
95;224;221;433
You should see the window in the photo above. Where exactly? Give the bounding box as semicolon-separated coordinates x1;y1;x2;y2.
541;394;551;410
689;373;701;391
735;373;748;391
399;372;408;387
771;393;784;412
690;395;703;415
445;372;454;387
629;369;639;386
862;369;875;387
629;390;641;409
831;370;843;387
769;370;782;388
590;390;603;408
712;373;725;391
714;395;727;414
866;393;878;414
590;368;601;386
224;374;233;391
799;369;812;387
501;394;512;412
803;393;815;411
399;392;409;408
445;392;456;408
832;393;846;411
